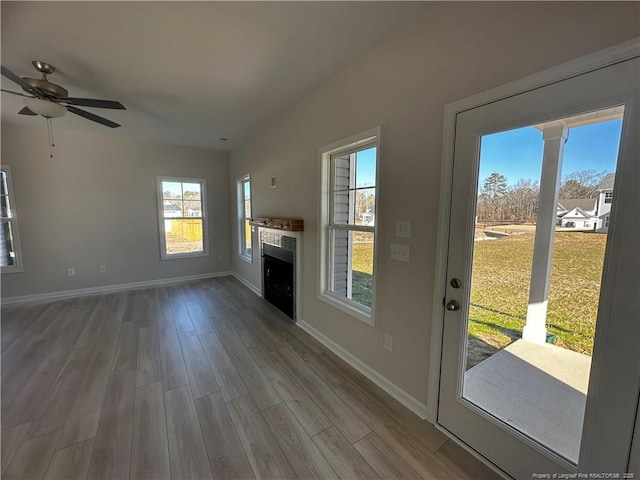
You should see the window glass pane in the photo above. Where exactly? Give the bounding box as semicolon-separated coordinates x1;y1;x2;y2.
163;200;183;218
162;181;183;200
164;219;203;254
355;187;375;226
330;229;373;308
244;180;251;200
183;183;201;200
1;172;9;218
244;219;252;255
355;147;376;188
351;230;374;307
333;190;354;225
0;220;15;267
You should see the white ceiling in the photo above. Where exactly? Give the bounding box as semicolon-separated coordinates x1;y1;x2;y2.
1;1;427;150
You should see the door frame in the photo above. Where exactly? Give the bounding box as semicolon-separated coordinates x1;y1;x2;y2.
426;37;640;465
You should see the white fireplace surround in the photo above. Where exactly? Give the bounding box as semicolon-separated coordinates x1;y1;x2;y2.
258;227;302;321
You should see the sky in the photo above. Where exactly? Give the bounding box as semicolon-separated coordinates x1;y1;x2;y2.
478;118;623;186
355;147;377;188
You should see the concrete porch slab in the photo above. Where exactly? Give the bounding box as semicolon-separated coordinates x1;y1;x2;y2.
463;339;592;464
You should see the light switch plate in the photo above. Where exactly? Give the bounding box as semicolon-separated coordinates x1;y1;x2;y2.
390;244;410;262
395;221;412;238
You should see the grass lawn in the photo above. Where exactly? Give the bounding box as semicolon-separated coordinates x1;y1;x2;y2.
352;241;374;307
468;232;606;366
349;232;606;367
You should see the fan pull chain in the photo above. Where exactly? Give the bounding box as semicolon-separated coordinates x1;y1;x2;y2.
46;117;55;158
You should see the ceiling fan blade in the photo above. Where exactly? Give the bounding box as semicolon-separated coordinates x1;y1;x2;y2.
66;105;121;128
1;88;34;98
18;106;37;116
63;98;126;110
1;65;40;95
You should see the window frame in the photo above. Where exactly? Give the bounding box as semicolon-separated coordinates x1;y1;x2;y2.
1;165;23;273
238;174;253;263
156;176;209;260
318;126;380;326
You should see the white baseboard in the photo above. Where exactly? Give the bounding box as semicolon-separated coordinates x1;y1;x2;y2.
230;272;261;296
296;319;429;420
1;271;233;306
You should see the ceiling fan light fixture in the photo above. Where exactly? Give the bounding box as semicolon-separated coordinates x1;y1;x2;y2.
23;97;66;118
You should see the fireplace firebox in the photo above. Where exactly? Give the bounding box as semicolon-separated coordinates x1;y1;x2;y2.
262;243;294;319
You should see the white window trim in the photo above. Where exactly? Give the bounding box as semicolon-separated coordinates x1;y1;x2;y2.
1;165;24;273
238;173;253;264
318;126;381;327
156;176;209;260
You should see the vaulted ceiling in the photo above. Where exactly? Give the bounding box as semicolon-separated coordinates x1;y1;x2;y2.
1;1;427;149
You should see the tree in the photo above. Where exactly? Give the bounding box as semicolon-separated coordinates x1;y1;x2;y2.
559;169;606;199
481;173;508;199
478;173;508;222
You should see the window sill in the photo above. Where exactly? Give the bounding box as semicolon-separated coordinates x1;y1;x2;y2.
318;292;375;327
1;266;23;274
239;253;253;264
161;251;208;261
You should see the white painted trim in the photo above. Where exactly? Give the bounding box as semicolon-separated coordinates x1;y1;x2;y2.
297;319;429;420
317;126;381;328
427;37;640;423
231;271;261;297
1;271;232;306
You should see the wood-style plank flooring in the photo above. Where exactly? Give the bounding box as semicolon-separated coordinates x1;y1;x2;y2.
1;277;500;479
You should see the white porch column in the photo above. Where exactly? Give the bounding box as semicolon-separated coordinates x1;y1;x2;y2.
523;122;568;344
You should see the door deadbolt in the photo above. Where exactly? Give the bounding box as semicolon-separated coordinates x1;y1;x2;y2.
445;300;460;311
450;278;462;289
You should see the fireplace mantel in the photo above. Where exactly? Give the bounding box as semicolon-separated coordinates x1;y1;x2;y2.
250;217;303;232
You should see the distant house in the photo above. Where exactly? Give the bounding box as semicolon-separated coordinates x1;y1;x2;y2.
557;198;597;230
163;201;182;218
187;207;202;217
556;173;615;233
594;173;615;233
360;209;375;226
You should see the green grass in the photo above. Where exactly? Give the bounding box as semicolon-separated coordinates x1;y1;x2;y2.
352;242;374;307
469;232;606;356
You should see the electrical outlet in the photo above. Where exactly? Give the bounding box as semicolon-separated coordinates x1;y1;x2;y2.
384;334;393;352
99;265;106;272
67;267;75;277
390;244;410;262
395;221;412;238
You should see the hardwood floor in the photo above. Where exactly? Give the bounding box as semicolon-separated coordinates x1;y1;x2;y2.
1;277;500;479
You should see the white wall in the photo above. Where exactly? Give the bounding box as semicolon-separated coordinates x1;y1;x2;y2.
1;122;231;299
229;2;640;406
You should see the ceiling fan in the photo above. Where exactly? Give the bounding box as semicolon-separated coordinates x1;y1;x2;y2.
1;60;125;128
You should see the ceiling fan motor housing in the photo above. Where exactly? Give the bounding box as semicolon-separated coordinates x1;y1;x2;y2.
21;77;68;99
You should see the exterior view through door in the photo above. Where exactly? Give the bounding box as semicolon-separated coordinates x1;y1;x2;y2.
435;45;639;479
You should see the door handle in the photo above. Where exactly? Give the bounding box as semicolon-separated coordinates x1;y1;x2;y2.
445;300;460;311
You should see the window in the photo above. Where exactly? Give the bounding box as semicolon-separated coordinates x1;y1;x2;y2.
238;174;253;262
1;166;23;272
157;176;208;259
604;192;613;203
319;127;379;325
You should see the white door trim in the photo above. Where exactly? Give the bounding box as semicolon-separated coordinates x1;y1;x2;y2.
426;37;640;424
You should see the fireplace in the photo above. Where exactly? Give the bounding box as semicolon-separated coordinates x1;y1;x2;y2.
257;226;301;321
263;244;294;318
